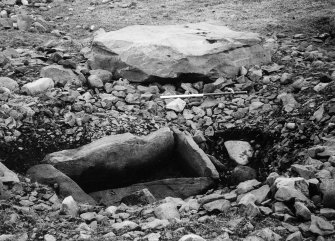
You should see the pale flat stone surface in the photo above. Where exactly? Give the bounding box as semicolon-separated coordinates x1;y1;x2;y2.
224;140;253;165
91;22;271;82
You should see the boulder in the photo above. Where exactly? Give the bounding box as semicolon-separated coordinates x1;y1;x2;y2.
0;77;18;91
172;128;219;179
40;65;80;86
43;128;175;191
90;22;271;82
21;78;54;95
27;164;96;205
224;140;253;165
90;177;215;206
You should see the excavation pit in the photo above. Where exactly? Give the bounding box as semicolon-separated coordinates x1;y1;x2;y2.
34;127;219;205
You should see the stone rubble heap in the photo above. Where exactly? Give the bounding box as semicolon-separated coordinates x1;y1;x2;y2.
2;141;335;241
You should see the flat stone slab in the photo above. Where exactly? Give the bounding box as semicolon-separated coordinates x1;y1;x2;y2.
43;127;175;191
90;22;271;82
89;177;215;205
27;164;96;205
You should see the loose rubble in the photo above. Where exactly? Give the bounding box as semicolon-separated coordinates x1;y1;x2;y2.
1;0;335;240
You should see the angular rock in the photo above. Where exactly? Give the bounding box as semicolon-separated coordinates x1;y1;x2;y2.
27;164;96;205
166;98;186;112
0;162;19;183
320;208;335;220
285;231;302;241
224;141;253;165
91;22;271;82
294;201;311;221
274;186;308;202
40;65;80;86
238;193;257;206
173;128;219;179
249;185;270;204
277;93;299;113
88;75;103;88
154;202;180;220
245;202;260;217
0;77;18;91
237;179;261;194
247;228;281;241
90;177;215;205
179;234;206;241
21;78;54;95
274;177;309;197
121;188;156;206
44;128;175;192
61;196;79;217
203;199;230;212
320;179;335;208
309;215;335;236
89;69;113;83
112;220;139;234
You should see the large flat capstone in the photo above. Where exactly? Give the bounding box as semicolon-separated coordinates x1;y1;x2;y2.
90;22;271;82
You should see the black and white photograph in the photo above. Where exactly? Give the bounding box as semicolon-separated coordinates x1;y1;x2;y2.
0;0;335;240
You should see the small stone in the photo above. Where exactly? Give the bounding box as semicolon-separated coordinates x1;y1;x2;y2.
88;75;103;88
0;77;18;91
249;185;270;204
224;141;253;165
294;201;311;220
245;202;260;217
44;234;56;241
21;78;54;95
154;202;180;220
237;179;261;194
80;212;96;222
286;123;296;130
61;196;79;217
274;186;308;202
320;208;335;220
179;234;206;241
166;98;186;112
280;73;292;84
203;199;230;213
112;220;139;234
238;193;257;206
285;231;302;241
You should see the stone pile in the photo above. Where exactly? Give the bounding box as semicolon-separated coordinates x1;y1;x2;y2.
2;150;335;240
0;0;53;32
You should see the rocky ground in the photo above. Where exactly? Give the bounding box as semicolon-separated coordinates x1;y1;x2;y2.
1;0;335;240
